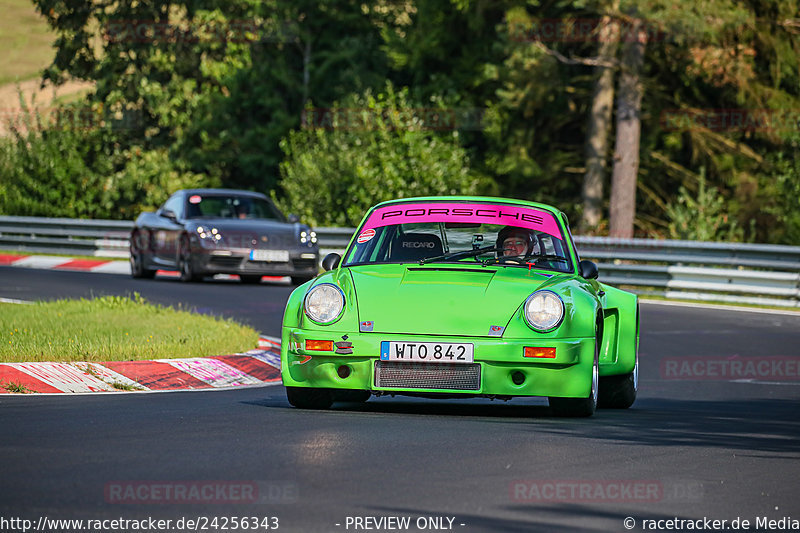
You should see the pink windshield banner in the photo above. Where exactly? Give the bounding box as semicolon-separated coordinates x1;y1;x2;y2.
360;202;563;240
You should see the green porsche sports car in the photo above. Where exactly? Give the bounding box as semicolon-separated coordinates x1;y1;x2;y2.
280;196;638;417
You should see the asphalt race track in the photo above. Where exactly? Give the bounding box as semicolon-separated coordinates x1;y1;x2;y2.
1;266;799;533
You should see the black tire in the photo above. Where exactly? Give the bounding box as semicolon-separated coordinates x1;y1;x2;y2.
240;275;263;284
334;390;371;403
286;386;333;410
598;357;638;409
291;275;315;286
130;232;156;279
179;236;201;282
548;335;599;418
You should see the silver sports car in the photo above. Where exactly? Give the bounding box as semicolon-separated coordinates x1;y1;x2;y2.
130;189;319;284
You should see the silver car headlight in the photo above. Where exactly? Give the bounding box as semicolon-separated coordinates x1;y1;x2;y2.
524;290;564;331
304;283;345;325
300;230;317;245
196;226;221;243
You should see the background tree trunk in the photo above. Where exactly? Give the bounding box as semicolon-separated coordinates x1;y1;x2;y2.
581;14;619;233
609;16;647;238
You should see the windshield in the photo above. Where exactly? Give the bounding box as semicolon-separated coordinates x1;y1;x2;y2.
184;194;284;221
343;202;573;273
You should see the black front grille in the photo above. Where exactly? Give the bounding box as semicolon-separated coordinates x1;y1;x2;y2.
208;256;243;268
292;258;317;270
374;361;481;391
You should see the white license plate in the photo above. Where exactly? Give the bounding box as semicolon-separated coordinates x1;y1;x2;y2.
249;249;289;262
380;341;474;363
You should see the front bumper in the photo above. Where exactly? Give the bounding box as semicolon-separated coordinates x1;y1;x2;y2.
281;328;595;398
192;250;318;277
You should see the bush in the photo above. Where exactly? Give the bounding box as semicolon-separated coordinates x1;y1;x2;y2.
766;150;800;245
107;148;218;219
0;103;215;219
275;84;492;227
0;104;113;218
665;169;747;242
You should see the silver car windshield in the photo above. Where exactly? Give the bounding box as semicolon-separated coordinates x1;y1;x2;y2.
185;195;283;221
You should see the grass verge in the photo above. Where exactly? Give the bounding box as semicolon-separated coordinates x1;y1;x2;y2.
0;293;260;362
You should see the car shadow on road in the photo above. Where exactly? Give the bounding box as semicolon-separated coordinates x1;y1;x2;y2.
525;396;800;455
245;394;800;455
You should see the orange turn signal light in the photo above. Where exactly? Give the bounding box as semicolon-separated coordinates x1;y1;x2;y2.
305;340;334;351
524;347;556;358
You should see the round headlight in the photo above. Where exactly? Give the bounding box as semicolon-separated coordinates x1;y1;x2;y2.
524;290;564;331
304;283;345;325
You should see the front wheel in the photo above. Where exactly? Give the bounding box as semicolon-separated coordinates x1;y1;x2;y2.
130;232;156;279
179;236;201;282
286;386;333;410
598;356;638;409
548;338;599;418
130;250;156;279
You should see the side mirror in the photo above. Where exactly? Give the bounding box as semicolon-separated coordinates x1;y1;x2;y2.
579;260;598;280
161;209;178;222
321;253;341;271
287;214;300;223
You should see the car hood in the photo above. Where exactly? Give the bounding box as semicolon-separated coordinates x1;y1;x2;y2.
347;264;564;336
188;219;300;248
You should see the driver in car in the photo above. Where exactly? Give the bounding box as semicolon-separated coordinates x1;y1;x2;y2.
496;226;539;258
234;202;250;219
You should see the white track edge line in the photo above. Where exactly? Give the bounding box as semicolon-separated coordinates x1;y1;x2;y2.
640;299;800;317
0;380;283;397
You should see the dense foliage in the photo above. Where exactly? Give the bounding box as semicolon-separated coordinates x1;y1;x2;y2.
0;104;211;219
276;85;492;226
0;0;797;244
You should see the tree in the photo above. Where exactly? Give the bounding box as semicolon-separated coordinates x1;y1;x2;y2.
31;0;394;193
665;169;745;241
632;0;799;240
608;13;646;238
177;0;393;192
582;9;620;233
276;85;491;226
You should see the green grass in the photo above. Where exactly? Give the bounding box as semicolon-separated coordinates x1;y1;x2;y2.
0;293;260;362
0;0;57;85
1;380;34;393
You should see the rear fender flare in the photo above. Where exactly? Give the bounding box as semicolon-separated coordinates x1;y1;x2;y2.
598;284;638;376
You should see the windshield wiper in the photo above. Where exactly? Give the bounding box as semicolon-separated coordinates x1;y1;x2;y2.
419;245;501;265
482;254;569;267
